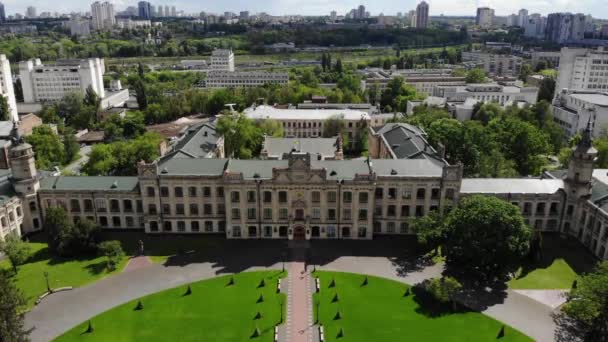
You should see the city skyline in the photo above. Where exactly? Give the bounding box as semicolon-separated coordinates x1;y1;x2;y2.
0;0;604;18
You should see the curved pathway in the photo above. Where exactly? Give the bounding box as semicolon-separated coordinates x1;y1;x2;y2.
25;241;556;342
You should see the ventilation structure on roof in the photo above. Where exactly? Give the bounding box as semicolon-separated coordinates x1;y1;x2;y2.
330;170;337;176
392;144;400;149
111;181;118;189
390;169;398;175
161;168;168;174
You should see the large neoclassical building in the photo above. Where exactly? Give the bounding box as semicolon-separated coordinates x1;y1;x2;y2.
1;118;607;261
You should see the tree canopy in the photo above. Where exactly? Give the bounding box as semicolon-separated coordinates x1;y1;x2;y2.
0;269;28;342
215;113;265;159
442;195;532;280
465;68;486;83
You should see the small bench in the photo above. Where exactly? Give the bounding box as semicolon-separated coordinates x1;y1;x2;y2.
277;279;281;293
319;326;325;342
274;326;279;342
315;278;320;293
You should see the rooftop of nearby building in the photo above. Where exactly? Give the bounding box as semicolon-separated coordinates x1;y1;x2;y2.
372;123;441;161
168;123;220;159
244;105;370;121
262;137;338;159
460;178;564;194
211;49;233;56
568;92;608;107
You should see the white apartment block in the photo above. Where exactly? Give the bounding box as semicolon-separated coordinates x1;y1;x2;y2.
68;18;91;36
432;83;538;106
0;55;18;122
530;51;561;68
91;1;115;31
202;71;289;89
210;49;235;72
476;7;494;28
116;18;151;29
244;105;370;141
462;52;523;77
19;58;105;103
552;90;608;138
557;47;608;93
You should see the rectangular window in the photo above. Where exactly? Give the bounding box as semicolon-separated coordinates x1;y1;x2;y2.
327;209;336;220
402;189;412;199
374;206;382;216
162;204;171;215
327;191;337;203
190;204;199;215
174;187;183;198
70;199;80;212
247;191;256;203
203;186;211;197
431;188;440;199
204;221;213;232
126;216;134;227
176;204;185;215
279;208;288;220
343;191;352;203
375;188;383;199
188;187;197;197
387;222;395;233
110;199;120;213
401;205;410;217
232;226;241;237
148;204;157;215
359;192;368;204
415;206;424;217
343;208;351;220
231;191;240;203
84;199;93;212
160;187;169;197
358;209;368;220
123;200;133;212
327;226;336;238
216;187;224;198
264;226;272;237
358;226;367;238
312;207;321;219
177;221;186;232
279;191;288;203
112;216;121;227
136;200;143;213
400;222;409;234
263;208;273;220
147;187;155;197
191;221;200;232
416;188;426;200
388;188;397;199
263;191;272;203
312;191;321;203
231;208;241;219
247;208;256;220
217;204;225;215
387;205;396;217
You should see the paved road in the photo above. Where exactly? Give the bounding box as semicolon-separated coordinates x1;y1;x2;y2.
24;238;556;342
63;145;92;175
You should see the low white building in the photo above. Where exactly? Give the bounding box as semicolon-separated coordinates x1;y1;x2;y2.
202;71;289;89
116;18;151;29
432;83;538;106
557;47;608;94
244;105;370;141
552;89;608;138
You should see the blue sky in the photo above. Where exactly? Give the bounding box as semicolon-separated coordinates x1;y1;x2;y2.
2;0;605;18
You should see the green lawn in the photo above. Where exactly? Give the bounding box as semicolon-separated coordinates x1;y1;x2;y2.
313;271;532;342
508;234;598;289
54;271;286;342
0;242;128;309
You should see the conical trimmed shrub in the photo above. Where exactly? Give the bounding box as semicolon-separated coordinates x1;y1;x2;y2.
250;326;260;338
257;294;264;303
497;325;505;338
403;288;410;297
331;293;339;303
329;278;336;288
184;285;192;296
337;328;344;338
134;300;143;311
361;276;368;286
333;311;341;320
254;311;262;320
258;279;265;288
86;320;94;333
227;276;235;286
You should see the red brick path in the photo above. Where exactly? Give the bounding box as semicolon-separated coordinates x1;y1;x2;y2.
123;256;152;272
286;251;313;342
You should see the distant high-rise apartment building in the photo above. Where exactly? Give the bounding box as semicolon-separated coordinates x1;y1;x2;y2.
19;58;106;103
408;10;416;27
138;1;151;19
91;1;115;31
210;49;235;72
518;9;528;27
523;13;546;38
330;11;337;21
157;6;164;17
240;11;249;20
415;1;429;29
556;47;608;93
0;2;6;23
545;12;585;43
171;6;176;17
26;6;36;18
0;55;19;122
476;7;494;28
357;5;365;19
164;5;169;17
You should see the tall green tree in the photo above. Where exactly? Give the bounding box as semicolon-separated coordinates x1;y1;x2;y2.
411;211;446;255
63;128;81;164
559;262;608;342
133;78;148;110
443;195;532;280
0;234;30;274
26;126;66;170
0;269;28;342
465;68;486;83
537;77;556;102
44;206;73;255
215;113;263;159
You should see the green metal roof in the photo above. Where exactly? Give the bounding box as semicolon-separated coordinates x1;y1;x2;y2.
158;158;228;176
40;176;140;192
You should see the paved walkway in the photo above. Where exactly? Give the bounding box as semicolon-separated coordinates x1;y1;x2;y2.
514;289;569;309
123;256;153;272
285;249;314;342
24;239;558;342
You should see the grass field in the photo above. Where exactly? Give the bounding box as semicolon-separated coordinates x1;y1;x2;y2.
0;242;128;309
313;271;532;342
508;234;598;289
54;271;286;342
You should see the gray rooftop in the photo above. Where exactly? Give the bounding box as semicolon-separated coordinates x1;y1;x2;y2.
0;121;14;138
460;178;564;194
569;93;608;106
170;123;221;158
263;137;338;159
0;169;16;206
373;123;439;160
158;158;228;176
311;159;371;180
226;160;288;179
371;158;445;177
40;176;140;192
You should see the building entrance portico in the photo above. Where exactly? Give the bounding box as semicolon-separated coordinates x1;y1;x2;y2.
293;225;306;240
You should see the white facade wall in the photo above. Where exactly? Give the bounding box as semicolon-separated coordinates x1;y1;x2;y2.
557;47;608;94
552;90;608;138
204;71;289;89
19;58;105;103
0;55;18;121
91;1;115;31
210;49;235;72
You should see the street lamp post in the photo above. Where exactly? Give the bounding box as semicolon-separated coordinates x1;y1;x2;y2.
43;271;51;293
